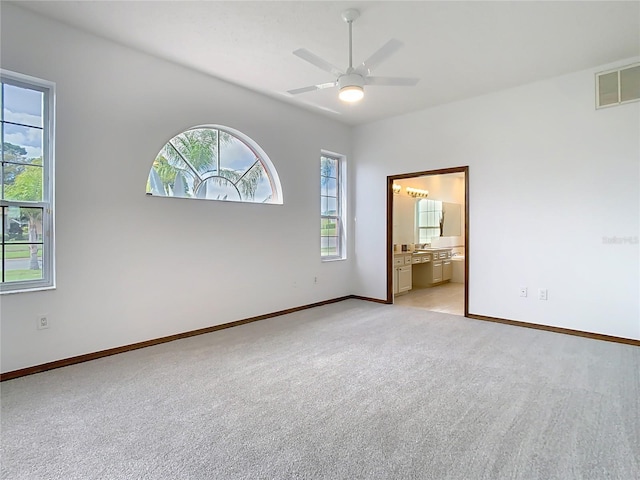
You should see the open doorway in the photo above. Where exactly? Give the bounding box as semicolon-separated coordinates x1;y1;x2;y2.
386;167;469;316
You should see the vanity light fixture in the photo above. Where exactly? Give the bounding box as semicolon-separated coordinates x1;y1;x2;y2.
406;187;429;198
392;184;401;194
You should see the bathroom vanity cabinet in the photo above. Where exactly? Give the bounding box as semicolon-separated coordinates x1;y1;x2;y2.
412;249;452;287
393;254;413;295
443;258;452;281
394;249;453;293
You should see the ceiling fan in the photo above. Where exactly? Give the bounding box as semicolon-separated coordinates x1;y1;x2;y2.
287;9;419;103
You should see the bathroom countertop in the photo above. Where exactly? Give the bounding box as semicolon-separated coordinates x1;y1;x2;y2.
414;248;452;252
394;249;450;255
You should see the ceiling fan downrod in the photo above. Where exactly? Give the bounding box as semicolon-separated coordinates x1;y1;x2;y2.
341;9;359;73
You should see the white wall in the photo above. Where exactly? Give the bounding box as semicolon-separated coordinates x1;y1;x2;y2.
354;58;640;340
0;5;353;373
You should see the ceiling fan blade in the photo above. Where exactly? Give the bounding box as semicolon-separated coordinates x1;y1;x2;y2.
293;49;344;77
287;82;336;95
365;76;420;86
355;39;403;76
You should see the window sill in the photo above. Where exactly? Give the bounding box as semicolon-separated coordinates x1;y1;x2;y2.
321;256;347;263
1;284;56;295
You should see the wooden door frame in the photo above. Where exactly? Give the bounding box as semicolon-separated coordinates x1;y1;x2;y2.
386;166;469;316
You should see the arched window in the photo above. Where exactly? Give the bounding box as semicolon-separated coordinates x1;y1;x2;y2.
146;126;282;204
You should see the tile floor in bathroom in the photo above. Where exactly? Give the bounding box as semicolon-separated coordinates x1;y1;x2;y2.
394;282;465;316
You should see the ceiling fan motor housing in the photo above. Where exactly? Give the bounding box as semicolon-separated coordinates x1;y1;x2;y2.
338;73;364;90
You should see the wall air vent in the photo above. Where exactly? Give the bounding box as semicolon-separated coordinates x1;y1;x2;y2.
596;63;640;109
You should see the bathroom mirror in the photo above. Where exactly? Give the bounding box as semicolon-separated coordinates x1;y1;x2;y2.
416;199;462;242
442;202;461;237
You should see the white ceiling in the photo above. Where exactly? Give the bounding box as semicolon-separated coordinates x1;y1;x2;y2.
14;1;640;126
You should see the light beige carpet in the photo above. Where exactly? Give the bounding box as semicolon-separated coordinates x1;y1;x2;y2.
1;299;639;479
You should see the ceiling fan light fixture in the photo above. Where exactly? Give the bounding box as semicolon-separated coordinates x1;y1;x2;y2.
339;84;364;102
338;73;364;102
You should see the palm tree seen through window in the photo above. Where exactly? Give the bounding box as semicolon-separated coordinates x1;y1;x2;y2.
147;126;280;204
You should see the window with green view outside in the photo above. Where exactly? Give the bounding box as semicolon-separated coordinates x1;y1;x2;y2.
147;126;282;204
417;199;442;243
321;154;344;259
1;71;55;293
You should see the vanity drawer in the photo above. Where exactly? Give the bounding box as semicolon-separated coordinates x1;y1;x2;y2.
421;254;431;262
411;256;422;264
439;252;448;259
394;255;412;266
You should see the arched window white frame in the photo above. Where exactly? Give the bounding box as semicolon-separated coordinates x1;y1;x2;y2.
147;125;282;204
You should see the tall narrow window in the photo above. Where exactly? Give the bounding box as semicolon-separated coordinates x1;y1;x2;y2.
416;199;442;244
1;71;55;293
321;153;345;259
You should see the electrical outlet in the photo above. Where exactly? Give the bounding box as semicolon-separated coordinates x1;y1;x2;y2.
37;314;50;330
520;287;528;297
538;289;548;301
314;276;318;284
